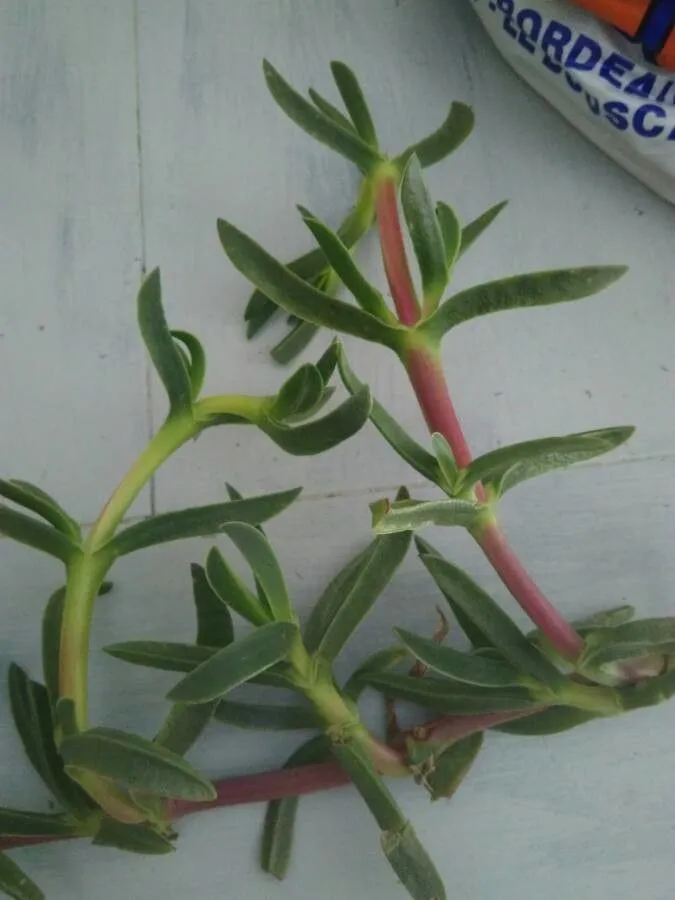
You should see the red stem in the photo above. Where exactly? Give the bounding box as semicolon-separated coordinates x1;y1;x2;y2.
408;707;546;746
374;174;420;326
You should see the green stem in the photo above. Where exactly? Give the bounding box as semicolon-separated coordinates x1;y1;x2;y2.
554;680;622;715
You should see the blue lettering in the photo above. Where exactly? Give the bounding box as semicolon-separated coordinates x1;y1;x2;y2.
585;92;600;116
565;35;602;73
625;72;657;99
656;80;673;103
497;0;518;37
541;21;573;74
633;104;665;138
604;101;630;131
599;52;634;90
516;9;542;54
668;122;675;140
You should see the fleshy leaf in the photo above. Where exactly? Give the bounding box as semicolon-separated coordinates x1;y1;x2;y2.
168;622;298;705
460;427;634;498
421;732;484;801
108;488;301;556
459;201;508;258
260;736;330;880
330;61;378;146
0;481;80;541
0;809;80;837
92;819;175;855
137;268;193;416
343;645;410;700
308;88;356;133
371;497;480;534
400;155;448;309
579;618;675;669
493;706;597;735
263;60;383;173
171;330;206;399
305;532;411;662
394;629;521;687
0;505;77;562
271;320;320;364
191;563;234;648
206;547;271;626
396;101;474;169
298;209;389;319
214;701;319;731
60;728;216;801
153;703;216;757
420;554;563;687
381;822;447;900
8;665;92;813
435;202;462;272
217;219;403;349
269;364;324;422
259;386;372;456
336;344;441;483
431;434;459;493
363;671;538;713
104;641;213;673
221;524;291;622
0;851;44;900
421;266;628;342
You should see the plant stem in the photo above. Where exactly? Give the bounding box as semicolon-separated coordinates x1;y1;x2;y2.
374;169;420;326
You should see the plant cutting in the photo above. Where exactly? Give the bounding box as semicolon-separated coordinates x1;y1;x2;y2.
1;59;673;900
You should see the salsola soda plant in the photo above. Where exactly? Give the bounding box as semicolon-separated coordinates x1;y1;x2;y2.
0;59;673;900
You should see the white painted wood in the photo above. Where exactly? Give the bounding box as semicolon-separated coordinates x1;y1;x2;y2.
1;0;674;897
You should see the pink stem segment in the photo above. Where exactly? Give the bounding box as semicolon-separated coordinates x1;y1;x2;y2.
409;707;546;746
374;175;420;326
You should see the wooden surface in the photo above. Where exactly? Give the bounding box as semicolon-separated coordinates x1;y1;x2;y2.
1;1;673;897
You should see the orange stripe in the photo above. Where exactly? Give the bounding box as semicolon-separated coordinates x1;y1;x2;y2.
566;0;649;35
657;33;675;69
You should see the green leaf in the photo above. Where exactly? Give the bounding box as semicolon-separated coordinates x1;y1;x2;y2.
394;629;521;687
137;268;193;416
381;822;447;900
308;88;356;133
154;702;216;757
221;524;291;622
306;532;411;662
206;547;271;626
413;537;490;650
104;641;213;673
271;320;320;364
298;209;389;319
315;341;339;383
214;700;319;731
493;706;597;735
263;60;383;173
269;364;324;422
109;487;301;556
0;505;77;562
459;201;508;258
574;605;635;630
260;736;330;880
171;330;206;399
168;622;298;705
0;481;80;541
8;665;91;813
397;102;474;169
431;434;459;493
343;645;410;700
92;818;175;855
60;727;215;801
191;563;234;648
330;61;378;147
422;732;484;801
420;554;563;687
217;219;403;349
260;387;372;456
42;588;65;709
0;809;79;837
421;266;628;342
371;497;480;534
400;155;448;309
0;851;44;900
580;618;675;669
365;671;538;713
435;202;461;272
461;427;635;498
336;344;441;483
